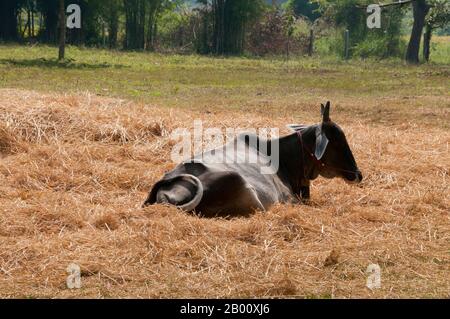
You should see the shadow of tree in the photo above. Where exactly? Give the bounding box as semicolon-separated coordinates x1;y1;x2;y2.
0;58;127;69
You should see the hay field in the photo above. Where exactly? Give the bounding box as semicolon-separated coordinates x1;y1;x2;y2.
0;46;449;298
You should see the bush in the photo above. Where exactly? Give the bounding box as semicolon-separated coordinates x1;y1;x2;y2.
319;0;405;59
158;10;198;53
247;9;311;56
353;34;407;59
315;30;345;58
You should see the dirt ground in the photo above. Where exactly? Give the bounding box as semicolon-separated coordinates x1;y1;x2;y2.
0;88;448;298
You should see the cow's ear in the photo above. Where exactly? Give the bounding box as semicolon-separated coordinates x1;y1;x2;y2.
286;124;308;132
315;125;329;160
321;101;331;122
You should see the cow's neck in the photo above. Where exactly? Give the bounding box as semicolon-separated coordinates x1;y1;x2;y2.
276;125;320;196
299;125;321;181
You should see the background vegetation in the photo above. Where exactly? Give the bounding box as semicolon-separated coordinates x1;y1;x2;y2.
0;0;448;62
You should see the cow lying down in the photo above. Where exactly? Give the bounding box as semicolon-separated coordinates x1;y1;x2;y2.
143;102;362;217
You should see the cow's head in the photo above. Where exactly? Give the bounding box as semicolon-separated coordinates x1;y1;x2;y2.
314;101;362;183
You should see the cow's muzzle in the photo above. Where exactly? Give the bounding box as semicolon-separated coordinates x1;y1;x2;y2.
355;170;363;183
344;170;363;184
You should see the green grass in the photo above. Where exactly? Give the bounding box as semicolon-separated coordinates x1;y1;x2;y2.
425;36;450;64
0;41;448;110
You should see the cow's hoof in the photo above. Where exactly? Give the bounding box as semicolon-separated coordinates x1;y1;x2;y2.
300;198;311;205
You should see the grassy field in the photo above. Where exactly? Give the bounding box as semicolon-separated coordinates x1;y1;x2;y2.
428;36;450;63
0;43;449;298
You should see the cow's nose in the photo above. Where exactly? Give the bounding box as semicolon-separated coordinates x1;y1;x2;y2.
356;170;363;182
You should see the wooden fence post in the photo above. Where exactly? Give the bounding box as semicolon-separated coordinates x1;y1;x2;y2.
308;29;314;56
58;0;66;61
344;29;350;60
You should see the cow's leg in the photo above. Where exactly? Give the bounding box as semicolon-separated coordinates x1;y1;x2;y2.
299;180;310;202
300;186;310;200
196;171;265;218
143;174;203;211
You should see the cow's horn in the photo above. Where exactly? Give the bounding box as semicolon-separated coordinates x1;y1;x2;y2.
321;101;331;122
177;174;204;212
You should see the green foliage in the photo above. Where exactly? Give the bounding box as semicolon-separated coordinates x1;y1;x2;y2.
315;0;405;58
315;30;344;57
427;0;450;30
285;0;321;21
0;0;448;60
428;36;450;63
247;9;289;56
158;2;195;51
35;0;59;42
193;0;267;55
317;0;368;45
353;35;407;59
354;6;406;58
248;8;313;56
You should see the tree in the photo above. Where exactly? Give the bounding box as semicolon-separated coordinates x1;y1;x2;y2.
367;0;447;63
350;0;446;63
58;0;65;60
37;0;59;43
0;0;23;41
123;0;173;50
102;0;122;48
319;0;445;63
147;0;171;50
423;0;449;61
317;0;371;54
124;0;144;49
286;0;321;21
405;0;430;63
20;0;38;39
197;0;265;55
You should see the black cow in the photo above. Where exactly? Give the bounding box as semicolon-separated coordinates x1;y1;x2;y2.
143;102;362;217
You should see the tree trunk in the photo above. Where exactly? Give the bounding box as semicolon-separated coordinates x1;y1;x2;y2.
124;2;130;48
213;0;225;54
18;10;23;37
58;0;65;61
147;1;162;51
32;8;35;38
39;12;43;33
199;6;209;54
0;0;19;41
27;8;32;38
152;22;158;50
405;0;430;64
102;23;106;47
139;0;146;49
423;23;432;62
308;29;314;56
108;6;119;48
124;0;145;50
42;2;59;44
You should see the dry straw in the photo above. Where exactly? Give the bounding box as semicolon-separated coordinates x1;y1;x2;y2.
0;88;448;298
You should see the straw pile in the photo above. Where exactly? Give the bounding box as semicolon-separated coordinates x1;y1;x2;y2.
0;88;448;298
